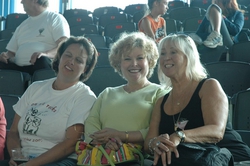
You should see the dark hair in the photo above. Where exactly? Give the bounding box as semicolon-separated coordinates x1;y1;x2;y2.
52;36;98;82
37;0;49;7
148;0;162;10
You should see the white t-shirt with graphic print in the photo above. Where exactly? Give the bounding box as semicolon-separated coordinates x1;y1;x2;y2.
13;78;96;159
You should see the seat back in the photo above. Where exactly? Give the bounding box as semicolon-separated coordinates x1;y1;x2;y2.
31;69;56;83
0;94;19;129
84;34;110;48
190;0;212;10
228;41;250;63
0;39;9;53
93;6;121;19
66;15;94;27
204;61;250;98
168;1;188;12
63;9;92;20
243;14;250;29
0;70;28;96
168;7;202;22
124;4;147;16
0;29;15;40
165;18;179;33
96;48;110;67
132;11;145;24
182;16;203;33
98;13;128;28
85;66;126;96
70;24;100;36
104;22;137;41
198;45;227;64
233;90;250;130
5;13;28;30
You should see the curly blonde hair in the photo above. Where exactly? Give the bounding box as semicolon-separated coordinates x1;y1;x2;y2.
109;32;159;79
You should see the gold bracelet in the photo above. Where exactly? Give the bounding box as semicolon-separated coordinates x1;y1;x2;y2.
125;131;129;143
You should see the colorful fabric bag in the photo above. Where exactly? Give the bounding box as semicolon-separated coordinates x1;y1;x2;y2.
75;141;144;166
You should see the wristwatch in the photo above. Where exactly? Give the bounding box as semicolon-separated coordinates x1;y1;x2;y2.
175;131;186;143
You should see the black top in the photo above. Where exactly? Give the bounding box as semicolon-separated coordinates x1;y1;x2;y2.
158;79;250;162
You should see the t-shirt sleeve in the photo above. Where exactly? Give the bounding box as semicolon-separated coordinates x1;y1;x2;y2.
50;13;70;41
66;89;96;128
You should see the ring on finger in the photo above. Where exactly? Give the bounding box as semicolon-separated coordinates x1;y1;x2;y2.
156;141;161;146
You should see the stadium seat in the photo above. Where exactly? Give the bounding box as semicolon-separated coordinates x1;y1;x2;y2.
70;24;100;36
0;70;30;96
0;39;9;53
66;15;94;27
0;29;14;40
168;7;203;22
228;41;250;63
84;34;111;48
123;4;147;16
98;13;129;28
31;69;56;83
190;0;212;10
182;16;203;33
4;13;28;30
85;66;126;96
63;9;92;20
96;48;110;67
93;6;122;20
204;61;250;98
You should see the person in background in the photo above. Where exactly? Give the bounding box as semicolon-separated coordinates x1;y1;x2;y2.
0;0;70;75
0;36;98;166
85;32;168;166
144;34;233;165
193;0;244;48
138;0;168;43
0;98;6;160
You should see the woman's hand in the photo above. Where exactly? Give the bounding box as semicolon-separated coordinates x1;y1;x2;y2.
89;128;119;145
150;134;179;166
105;137;122;151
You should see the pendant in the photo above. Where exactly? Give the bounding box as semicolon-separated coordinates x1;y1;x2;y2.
174;123;178;131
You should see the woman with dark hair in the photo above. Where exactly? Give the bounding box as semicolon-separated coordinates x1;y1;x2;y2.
138;0;168;43
193;0;244;48
1;36;98;166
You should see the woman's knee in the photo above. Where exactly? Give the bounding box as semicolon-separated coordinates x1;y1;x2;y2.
206;4;222;20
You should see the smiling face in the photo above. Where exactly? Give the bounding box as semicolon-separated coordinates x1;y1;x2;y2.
120;47;149;84
58;43;88;83
159;41;187;79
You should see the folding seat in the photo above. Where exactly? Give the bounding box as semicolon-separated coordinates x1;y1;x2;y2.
70;24;100;36
93;6;122;20
85;66;126;96
5;13;28;30
228;41;250;63
0;70;30;96
182;16;203;33
168;7;203;23
204;61;250;98
237;0;250;7
0;39;9;53
96;48;110;67
190;0;212;10
232;89;250;130
84;34;111;48
0;94;19;129
63;9;92;20
148;66;159;84
98;13;129;29
123;4;147;16
104;22;137;42
243;13;250;29
66;15;94;28
198;45;227;64
168;1;188;13
0;29;14;40
31;69;56;83
165;18;179;34
132;11;145;24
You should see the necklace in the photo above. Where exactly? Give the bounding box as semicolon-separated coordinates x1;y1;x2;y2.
173;112;182;131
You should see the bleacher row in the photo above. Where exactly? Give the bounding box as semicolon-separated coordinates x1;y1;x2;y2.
0;0;250;148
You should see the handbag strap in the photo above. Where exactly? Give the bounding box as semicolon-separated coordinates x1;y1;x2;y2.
128;144;144;166
98;145;115;166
